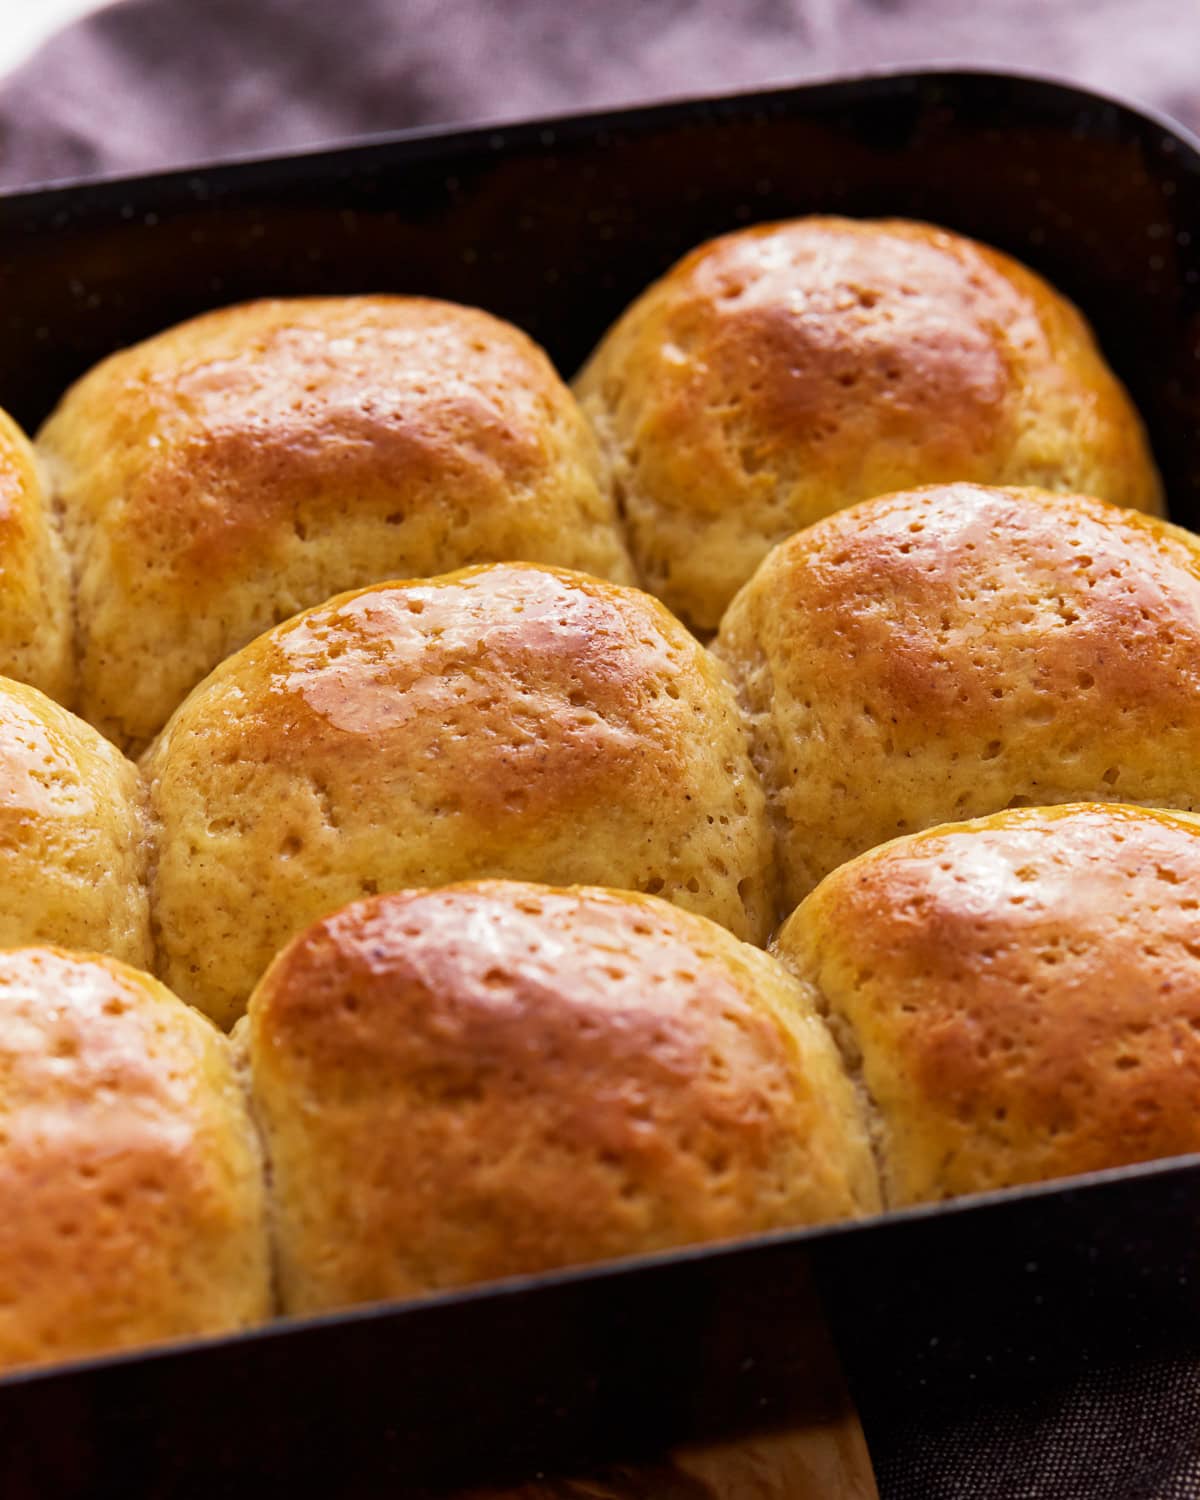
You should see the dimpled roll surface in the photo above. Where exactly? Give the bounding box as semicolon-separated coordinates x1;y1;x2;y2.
243;882;879;1315
716;483;1200;911
0;407;72;704
0;677;149;966
146;563;774;1027
575;216;1162;630
37;294;634;750
774;804;1200;1205
0;948;270;1372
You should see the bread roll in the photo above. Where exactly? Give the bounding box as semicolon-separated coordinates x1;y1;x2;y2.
0;676;149;966
774;803;1200;1204
716;483;1200;911
449;1421;879;1500
242;882;879;1315
0;948;270;1372
37;295;634;750
145;563;774;1027
0;407;72;704
575;216;1162;630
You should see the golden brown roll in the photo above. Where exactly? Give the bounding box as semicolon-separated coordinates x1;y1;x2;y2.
0;676;149;966
716;483;1200;912
145;562;774;1027
448;1421;879;1500
0;947;270;1372
575;216;1162;630
242;881;879;1316
37;294;634;750
0;407;72;704
774;803;1200;1205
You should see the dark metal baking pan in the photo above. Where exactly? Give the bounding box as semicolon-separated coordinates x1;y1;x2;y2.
0;66;1198;1498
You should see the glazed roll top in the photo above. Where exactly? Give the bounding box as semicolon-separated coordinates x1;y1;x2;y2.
145;563;774;1027
37;294;634;750
242;882;880;1316
0;677;149;966
716;483;1200;911
0;949;270;1372
774;804;1200;1205
0;408;72;704
575;216;1162;629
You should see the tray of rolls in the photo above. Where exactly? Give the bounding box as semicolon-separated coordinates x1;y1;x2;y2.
0;66;1196;1499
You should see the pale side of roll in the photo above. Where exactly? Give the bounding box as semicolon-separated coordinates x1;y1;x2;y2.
0;406;72;705
0;675;150;966
0;948;270;1373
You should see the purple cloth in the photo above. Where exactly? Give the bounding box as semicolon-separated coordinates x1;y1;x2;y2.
2;4;1200;1497
0;0;1197;188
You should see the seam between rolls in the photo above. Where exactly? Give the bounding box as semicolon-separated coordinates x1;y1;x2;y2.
580;391;647;598
33;442;82;715
131;754;159;979
137;754;169;991
712;619;789;941
229;1022;284;1321
805;971;893;1213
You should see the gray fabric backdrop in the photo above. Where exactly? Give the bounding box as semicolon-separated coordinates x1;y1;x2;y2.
0;0;1197;189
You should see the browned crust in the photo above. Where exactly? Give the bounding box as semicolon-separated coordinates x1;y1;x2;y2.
246;881;879;1313
715;483;1200;906
775;803;1200;1204
144;563;775;1025
0;948;270;1372
576;216;1162;629
38;294;633;748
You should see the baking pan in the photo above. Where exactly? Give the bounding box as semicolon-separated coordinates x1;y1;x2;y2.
1;67;1199;1498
